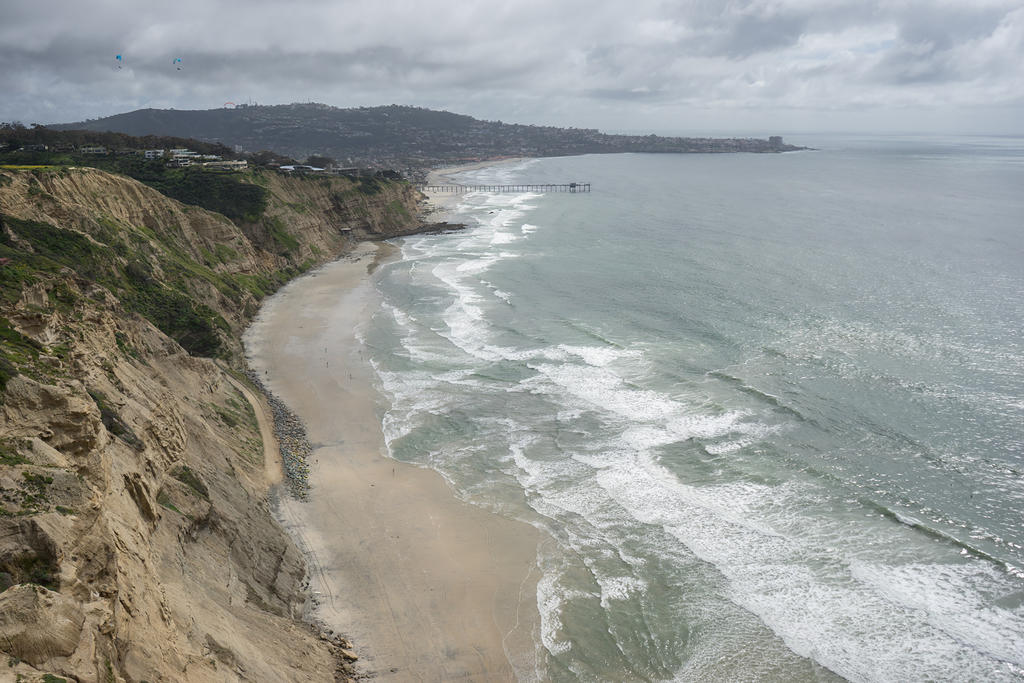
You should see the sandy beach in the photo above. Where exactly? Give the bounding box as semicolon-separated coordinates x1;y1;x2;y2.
244;240;542;681
420;158;532;222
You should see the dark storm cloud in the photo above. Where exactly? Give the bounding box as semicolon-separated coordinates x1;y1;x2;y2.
1;0;1022;132
871;41;956;85
724;12;809;57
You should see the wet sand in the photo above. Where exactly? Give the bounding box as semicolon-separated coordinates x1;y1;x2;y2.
244;242;542;682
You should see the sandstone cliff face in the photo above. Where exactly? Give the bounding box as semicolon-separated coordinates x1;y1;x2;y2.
256;172;425;248
0;167;424;681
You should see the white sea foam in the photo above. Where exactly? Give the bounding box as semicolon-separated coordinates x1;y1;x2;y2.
559;344;640;367
529;363;674;421
703;432;770;455
454;160;539;188
588;453;1024;681
455;254;510;274
412;196;540;363
380;302;455;365
490;231;519;245
537;568;574;656
504;357;1024;681
597;575;647;609
849;561;1024;665
380;411;416;448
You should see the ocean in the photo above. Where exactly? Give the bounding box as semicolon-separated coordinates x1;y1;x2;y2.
359;136;1024;681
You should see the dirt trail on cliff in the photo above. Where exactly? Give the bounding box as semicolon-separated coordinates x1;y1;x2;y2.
218;364;283;488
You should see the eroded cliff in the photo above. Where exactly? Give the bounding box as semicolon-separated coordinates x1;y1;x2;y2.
0;166;425;682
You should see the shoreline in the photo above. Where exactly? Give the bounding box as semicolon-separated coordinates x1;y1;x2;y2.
243;239;542;681
420;157;534;222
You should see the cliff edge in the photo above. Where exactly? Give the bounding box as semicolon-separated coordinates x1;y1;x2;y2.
0;166;426;682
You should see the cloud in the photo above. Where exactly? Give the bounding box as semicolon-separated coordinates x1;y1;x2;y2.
0;0;1022;132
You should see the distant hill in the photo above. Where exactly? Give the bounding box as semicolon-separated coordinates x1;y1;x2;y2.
53;103;805;169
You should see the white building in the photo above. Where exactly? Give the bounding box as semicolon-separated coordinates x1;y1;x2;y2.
203;160;248;171
167;149;200;167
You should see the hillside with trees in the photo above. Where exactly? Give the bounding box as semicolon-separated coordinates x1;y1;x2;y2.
51;103;806;175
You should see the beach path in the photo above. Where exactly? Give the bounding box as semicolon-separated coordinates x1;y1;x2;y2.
218;364;284;488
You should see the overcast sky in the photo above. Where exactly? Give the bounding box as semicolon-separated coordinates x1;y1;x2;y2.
2;0;1023;135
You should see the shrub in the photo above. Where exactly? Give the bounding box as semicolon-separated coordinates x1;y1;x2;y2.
123;283;224;357
170;465;208;499
0;317;41;397
87;389;143;449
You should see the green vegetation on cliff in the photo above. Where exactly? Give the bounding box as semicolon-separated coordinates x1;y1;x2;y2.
0;155;423;371
1;214;227;357
107;161;269;222
4;156;269;224
0;318;40;394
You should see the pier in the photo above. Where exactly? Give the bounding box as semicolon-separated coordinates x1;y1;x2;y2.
418;183;590;193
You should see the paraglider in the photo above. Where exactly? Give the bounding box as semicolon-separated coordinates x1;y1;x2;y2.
114;54;123;70
173;57;183;70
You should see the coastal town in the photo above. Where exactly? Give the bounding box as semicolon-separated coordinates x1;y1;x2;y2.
2;139;249;170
